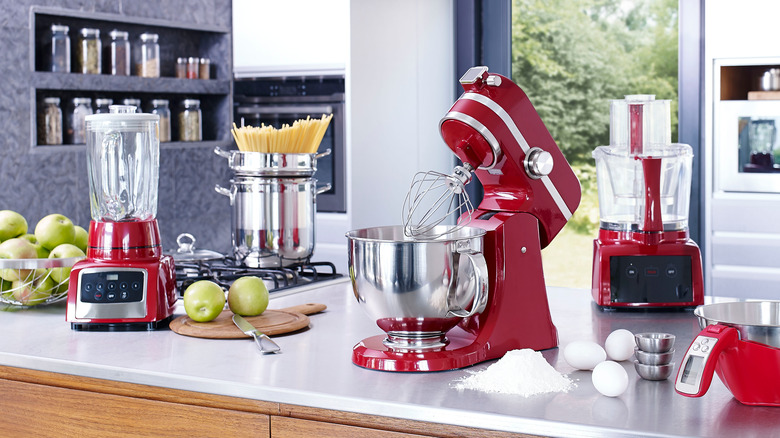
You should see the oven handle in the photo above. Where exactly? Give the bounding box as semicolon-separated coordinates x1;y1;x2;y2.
236;104;334;116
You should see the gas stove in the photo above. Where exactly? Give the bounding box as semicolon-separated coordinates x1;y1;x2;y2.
174;258;343;297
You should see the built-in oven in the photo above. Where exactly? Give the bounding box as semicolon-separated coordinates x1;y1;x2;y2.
715;100;780;193
233;76;346;212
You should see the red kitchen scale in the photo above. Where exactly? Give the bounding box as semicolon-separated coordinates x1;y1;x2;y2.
352;66;582;371
591;95;703;308
66;105;177;330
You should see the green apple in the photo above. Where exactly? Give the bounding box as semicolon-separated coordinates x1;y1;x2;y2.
0;278;12;300
183;280;226;322
34;213;75;251
228;276;269;316
0;210;28;242
12;274;55;306
73;225;89;253
20;233;50;258
0;237;39;281
48;243;86;285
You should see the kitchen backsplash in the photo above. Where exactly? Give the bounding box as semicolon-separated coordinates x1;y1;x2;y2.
0;0;234;254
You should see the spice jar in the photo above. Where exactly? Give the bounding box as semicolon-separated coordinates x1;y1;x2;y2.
68;97;93;144
136;33;160;78
151;99;171;142
122;98;142;113
178;99;202;141
175;57;187;79
95;98;113;114
37;97;62;145
199;58;211;79
50;24;70;73
186;57;199;79
77;28;101;74
109;30;130;76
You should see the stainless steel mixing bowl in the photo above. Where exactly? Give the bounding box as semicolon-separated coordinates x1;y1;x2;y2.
346;225;488;350
695;301;780;348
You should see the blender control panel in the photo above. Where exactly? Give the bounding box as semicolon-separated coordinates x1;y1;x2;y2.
610;255;692;303
79;270;146;303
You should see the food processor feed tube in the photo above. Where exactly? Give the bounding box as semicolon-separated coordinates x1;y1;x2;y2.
66;105;177;330
591;95;704;308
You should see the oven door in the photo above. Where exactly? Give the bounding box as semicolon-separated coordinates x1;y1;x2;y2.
236;101;346;213
715;100;780;193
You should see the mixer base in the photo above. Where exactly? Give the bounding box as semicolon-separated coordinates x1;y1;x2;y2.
352;329;496;372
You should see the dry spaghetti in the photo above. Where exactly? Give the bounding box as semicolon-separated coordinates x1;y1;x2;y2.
231;114;333;154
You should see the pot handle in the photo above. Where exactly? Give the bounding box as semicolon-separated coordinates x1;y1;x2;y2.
315;183;332;195
215;184;236;202
214;146;231;159
675;324;740;398
447;248;489;318
315;148;332;159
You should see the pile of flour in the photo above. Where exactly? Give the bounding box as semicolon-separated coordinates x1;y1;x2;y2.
453;349;575;397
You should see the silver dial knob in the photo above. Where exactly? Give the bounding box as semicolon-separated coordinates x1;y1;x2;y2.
524;147;554;179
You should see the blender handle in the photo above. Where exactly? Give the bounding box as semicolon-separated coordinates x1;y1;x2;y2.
447;249;489;318
674;324;740;398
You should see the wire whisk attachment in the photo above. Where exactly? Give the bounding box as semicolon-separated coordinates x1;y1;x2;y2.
402;164;475;238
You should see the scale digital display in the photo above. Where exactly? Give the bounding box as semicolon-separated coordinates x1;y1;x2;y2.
681;355;703;384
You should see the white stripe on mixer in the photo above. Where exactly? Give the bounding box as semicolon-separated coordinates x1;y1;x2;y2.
441;111;501;170
460;92;573;220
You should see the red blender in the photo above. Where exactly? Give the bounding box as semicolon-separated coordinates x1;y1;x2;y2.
66;105;176;330
349;66;581;371
592;95;703;308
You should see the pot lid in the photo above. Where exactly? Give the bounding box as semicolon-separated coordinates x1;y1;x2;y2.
169;233;224;262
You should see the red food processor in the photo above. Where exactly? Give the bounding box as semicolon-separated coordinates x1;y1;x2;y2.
592;95;704;308
675;301;780;406
350;66;581;371
66;105;176;330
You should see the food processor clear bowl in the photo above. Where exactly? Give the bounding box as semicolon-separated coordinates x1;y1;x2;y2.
85;105;160;222
593;143;693;232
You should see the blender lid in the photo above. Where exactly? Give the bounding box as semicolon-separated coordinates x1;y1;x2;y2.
86;105;157;122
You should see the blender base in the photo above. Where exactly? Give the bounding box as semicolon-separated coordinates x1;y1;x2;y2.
70;316;174;331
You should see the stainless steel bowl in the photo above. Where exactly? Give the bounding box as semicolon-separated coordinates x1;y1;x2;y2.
635;333;675;353
695;301;780;348
634;361;675;381
635;348;674;366
346;225;488;350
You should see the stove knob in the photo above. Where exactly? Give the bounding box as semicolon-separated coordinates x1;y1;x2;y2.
524;147;554;179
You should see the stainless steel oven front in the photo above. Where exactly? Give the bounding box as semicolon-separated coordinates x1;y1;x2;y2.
233;77;346;213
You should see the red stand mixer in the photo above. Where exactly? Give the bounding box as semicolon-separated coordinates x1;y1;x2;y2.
66;105;177;330
591;95;704;308
349;66;581;371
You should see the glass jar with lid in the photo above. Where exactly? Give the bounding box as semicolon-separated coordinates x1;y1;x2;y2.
135;33;160;78
199;58;211;79
77;28;101;74
109;30;130;76
68;97;93;144
151;99;171;142
178;99;202;141
49;24;70;72
122;98;142;113
37;97;63;145
95;98;113;114
186;57;199;79
175;57;187;79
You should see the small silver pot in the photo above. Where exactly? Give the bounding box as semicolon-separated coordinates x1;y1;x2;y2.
214;147;331;177
216;176;330;268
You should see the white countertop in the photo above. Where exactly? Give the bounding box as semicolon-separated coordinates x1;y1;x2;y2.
1;280;778;438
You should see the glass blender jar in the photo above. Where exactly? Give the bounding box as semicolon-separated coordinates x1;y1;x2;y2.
66;105;177;331
591;95;703;308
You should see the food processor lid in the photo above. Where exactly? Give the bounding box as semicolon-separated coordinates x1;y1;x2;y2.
609;95;671;155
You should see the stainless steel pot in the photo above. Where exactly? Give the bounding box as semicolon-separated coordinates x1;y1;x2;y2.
216;176;330;268
214;147;331;177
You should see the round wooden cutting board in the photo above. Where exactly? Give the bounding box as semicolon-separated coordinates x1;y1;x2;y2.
169;303;326;339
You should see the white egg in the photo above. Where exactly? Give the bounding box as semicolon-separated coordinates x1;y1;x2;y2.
592;360;629;397
605;329;635;361
563;340;607;370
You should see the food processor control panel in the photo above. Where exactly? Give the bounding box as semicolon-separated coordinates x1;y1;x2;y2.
610;255;693;303
74;267;148;319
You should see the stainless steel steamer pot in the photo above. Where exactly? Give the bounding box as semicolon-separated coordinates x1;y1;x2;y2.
216;176;330;268
214;147;331;177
